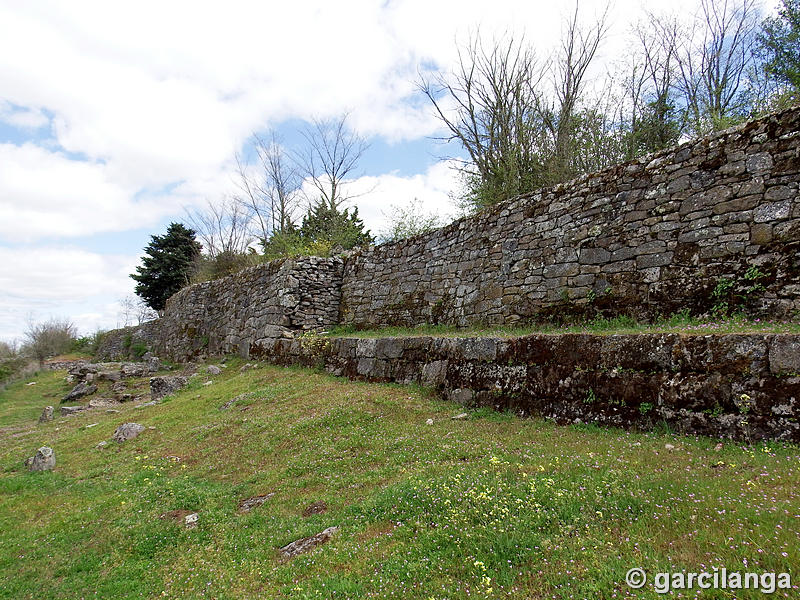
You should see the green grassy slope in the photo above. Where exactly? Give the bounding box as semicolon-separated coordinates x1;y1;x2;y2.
0;361;797;599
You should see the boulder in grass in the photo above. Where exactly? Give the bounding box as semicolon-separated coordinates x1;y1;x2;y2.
112;422;146;442
61;405;89;416
38;406;54;423
26;447;55;471
279;526;339;558
62;383;97;402
121;363;149;378
147;356;161;373
149;376;188;402
206;365;222;376
238;493;275;513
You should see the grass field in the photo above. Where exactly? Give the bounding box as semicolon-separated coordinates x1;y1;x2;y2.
0;359;797;599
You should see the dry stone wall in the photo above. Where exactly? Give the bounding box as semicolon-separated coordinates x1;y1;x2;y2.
156;256;343;360
97;257;343;361
258;332;800;442
341;107;800;327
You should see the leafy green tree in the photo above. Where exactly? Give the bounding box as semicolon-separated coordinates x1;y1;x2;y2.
299;202;373;253
131;223;202;312
759;0;800;91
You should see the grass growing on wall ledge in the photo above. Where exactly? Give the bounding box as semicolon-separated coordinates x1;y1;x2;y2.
326;313;800;338
0;360;797;599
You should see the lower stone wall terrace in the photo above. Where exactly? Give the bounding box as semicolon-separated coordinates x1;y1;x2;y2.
257;332;800;442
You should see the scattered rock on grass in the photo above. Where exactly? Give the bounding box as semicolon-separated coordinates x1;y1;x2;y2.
150;376;188;402
25;446;55;471
451;413;469;420
425;418;434;425
206;365;222;376
97;370;121;383
135;401;159;409
238;493;275;513
302;501;328;517
146;355;161;372
88;398;119;409
61;405;89;416
39;406;54;423
121;363;149;378
112;422;146;442
159;509;198;528
62;383;97;402
279;526;339;558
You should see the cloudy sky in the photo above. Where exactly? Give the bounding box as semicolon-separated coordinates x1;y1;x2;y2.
1;0;721;343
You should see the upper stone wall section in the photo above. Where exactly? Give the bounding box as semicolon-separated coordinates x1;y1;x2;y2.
340;107;800;328
155;256;343;360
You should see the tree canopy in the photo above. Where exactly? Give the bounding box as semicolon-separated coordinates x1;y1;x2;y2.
131;223;202;312
759;0;800;90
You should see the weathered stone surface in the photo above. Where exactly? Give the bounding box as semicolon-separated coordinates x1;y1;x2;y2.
112;422;146;442
279;526;339;558
38;406;54;423
97;370;121;382
121;363;149;378
62;383;97;402
769;337;800;374
259;331;800;442
238;493;275;513
88;397;118;409
206;365;222;375
26;446;55;471
150;376;188;401
61;405;89;416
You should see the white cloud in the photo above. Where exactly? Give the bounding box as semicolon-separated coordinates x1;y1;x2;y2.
0;246;139;342
0;143;183;242
342;160;462;237
0;0;714;342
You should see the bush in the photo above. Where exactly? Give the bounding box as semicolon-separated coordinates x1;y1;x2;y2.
71;330;107;356
190;251;262;283
22;318;77;365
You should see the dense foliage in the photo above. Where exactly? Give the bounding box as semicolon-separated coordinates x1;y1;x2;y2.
131;223;202;311
759;0;800;91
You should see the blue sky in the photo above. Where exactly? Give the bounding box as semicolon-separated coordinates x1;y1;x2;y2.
0;0;711;343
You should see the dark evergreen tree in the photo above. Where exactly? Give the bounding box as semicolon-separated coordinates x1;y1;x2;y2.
131;223;202;312
298;202;373;250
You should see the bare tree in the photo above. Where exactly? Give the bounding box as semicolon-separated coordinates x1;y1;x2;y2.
23;317;76;365
254;132;300;234
542;3;609;182
419;33;549;208
0;339;18;359
184;196;253;258
618;11;684;157
119;295;158;327
297;113;369;210
232;133;300;247
676;0;761;134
